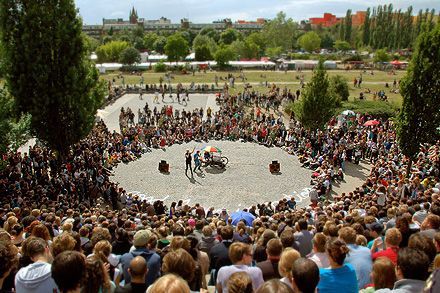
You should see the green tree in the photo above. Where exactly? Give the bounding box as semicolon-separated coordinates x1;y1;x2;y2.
246;32;267;55
374;48;390;63
199;27;220;43
165;33;189;62
231;40;260;59
265;47;283;59
214;46;236;68
83;35;100;52
298;31;321;52
334;40;351;51
195;45;213;61
320;33;335;49
295;60;337;130
153;36;167;54
96;40;129;62
0;0;105;158
330;75;350;101
220;28;242;45
143;32;159;51
133;37;145;50
131;26;144;41
0;89;30;154
344;9;353;43
193;34;217;60
363;8;371;46
262;11;298;51
397;23;440;173
119;47;141;65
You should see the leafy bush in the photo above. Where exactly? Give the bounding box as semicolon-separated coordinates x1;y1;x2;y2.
338;100;399;118
343;54;363;62
154;62;167;73
120;65;145;72
330;75;350;101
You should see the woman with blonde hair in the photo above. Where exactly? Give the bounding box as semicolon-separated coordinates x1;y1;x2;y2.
82;257;115;293
148;274;190;293
162;248;196;286
278;248;301;288
92;240;121;285
227;271;253;293
360;257;396;292
3;216;18;233
217;242;264;293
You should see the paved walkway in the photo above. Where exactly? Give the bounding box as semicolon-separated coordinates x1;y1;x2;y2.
104;94;369;211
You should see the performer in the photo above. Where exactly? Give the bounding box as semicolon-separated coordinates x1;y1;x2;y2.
185;148;194;177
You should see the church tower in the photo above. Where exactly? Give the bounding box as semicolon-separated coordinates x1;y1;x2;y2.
129;7;138;24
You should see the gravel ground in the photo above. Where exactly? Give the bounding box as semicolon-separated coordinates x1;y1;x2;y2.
99;93;219;132
104;93;369;212
111;140;312;211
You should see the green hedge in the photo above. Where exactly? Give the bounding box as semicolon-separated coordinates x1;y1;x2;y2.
285;99;399;120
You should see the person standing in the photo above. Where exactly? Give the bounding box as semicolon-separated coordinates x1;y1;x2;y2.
193;150;202;173
185;148;194;177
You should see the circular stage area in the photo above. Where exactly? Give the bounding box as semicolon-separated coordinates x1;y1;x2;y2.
112;140;312;211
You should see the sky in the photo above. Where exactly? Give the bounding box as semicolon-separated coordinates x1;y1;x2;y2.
75;0;440;25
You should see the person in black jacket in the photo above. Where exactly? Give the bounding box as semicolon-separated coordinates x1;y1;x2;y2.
209;225;234;283
115;257;148;293
112;228;132;256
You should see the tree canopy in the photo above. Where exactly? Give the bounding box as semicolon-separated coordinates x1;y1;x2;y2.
214;46;236;68
119;47;141;65
298;31;321;52
0;0;105;157
165;33;189;62
96;40;130;63
295;60;338;130
262;11;298;51
397;23;440;162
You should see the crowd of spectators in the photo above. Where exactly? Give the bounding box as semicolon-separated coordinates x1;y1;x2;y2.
0;85;439;292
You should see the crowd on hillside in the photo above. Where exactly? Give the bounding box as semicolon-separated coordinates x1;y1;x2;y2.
0;85;439;293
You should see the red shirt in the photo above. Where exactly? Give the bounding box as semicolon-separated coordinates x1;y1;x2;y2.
372;247;399;265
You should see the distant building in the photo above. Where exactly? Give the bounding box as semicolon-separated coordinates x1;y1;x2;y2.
351;11;366;26
309;13;341;27
83;7;264;37
309;11;367;28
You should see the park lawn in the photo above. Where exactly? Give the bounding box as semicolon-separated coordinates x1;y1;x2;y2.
100;69;404;116
99;69;406;87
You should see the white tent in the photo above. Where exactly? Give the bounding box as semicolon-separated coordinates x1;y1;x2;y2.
185;52;195;61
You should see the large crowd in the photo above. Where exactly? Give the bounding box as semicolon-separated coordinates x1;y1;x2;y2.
0;83;439;293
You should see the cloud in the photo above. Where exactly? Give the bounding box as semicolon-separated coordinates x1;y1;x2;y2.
110;11;125;17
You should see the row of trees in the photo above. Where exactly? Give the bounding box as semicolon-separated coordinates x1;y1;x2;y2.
338;4;438;49
92;4;439;65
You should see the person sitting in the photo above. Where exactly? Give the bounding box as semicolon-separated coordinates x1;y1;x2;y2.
216;242;264;293
360;257;396;292
15;236;59;293
115;256;148;293
317;239;358;293
374;248;430;292
51;251;86;293
120;230;161;287
256;239;283;281
290;258;320;293
203;151;211;163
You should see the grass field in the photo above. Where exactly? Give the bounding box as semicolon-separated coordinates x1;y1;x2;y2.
100;69;405;104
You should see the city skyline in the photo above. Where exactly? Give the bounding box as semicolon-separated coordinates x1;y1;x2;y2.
75;0;440;25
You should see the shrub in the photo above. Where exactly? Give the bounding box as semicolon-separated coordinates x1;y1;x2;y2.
154;62;167;73
330;75;350;101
